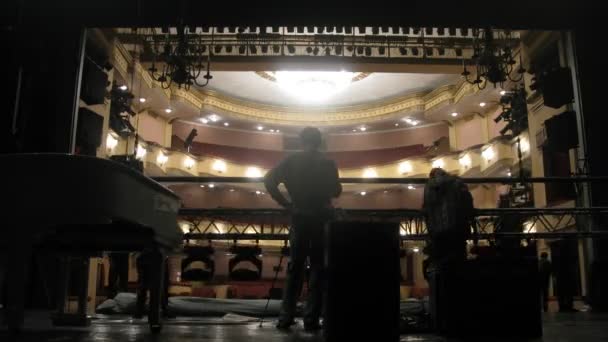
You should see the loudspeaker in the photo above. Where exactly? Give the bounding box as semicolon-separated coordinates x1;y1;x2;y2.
80;57;109;105
545;111;578;151
542;67;574;109
324;221;401;341
76;107;104;156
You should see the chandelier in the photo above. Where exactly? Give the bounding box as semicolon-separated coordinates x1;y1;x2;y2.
146;24;213;90
273;71;356;103
461;28;525;89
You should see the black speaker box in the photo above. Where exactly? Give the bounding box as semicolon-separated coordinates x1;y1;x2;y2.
543;67;574;109
428;255;542;338
76;107;104;156
545;110;578;151
324;221;401;341
81;57;109;105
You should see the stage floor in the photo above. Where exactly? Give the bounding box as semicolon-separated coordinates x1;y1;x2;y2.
2;312;608;341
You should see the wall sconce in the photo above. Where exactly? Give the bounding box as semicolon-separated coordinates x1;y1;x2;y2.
519;138;530;153
481;146;495;161
184;156;196;169
106;134;118;151
398;161;413;174
432;158;444;169
363;168;378;178
212;159;227;173
157;152;168;166
459;154;472;169
136;144;147;160
245;166;263;178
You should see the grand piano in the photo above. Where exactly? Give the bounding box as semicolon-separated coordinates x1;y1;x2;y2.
1;154;182;333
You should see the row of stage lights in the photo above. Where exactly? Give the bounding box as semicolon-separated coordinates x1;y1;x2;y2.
153;26;475;37
191;44;462;58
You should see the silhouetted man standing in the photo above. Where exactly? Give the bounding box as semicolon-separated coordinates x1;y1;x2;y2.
539;252;553;312
264;127;342;331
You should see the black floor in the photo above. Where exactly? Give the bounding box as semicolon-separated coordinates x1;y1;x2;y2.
2;312;608;341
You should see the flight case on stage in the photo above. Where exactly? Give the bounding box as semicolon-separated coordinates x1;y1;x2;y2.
324;221;401;341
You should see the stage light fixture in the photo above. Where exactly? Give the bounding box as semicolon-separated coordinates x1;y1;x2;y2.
399;47;407;55
356;46;364;55
261;45;269;53
272;45;281;53
226;45;233;53
425;48;433;56
306;46;313;54
425;27;433;35
249;45;257;54
364;47;372;56
391;26;400;34
287;45;295;54
345;27;353;34
238;45;246;54
297;26;304;33
214;45;222;54
335;46;343;55
378;46;386;55
358;26;366;34
307;26;315;33
411;47;419;55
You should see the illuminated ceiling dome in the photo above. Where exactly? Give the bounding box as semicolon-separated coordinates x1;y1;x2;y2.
271;71;358;103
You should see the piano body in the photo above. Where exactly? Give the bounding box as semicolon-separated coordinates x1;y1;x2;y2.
1;154;182;333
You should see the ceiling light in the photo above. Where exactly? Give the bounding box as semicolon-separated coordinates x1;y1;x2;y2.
139;97;147;103
200;118;209;124
451;112;459;117
395;123;399;127
500;90;507;96
507;170;512;177
407;185;415;190
257;125;264;131
245;167;263;178
224;122;229;126
165;108;173;113
412;247;420;253
200;185;205;188
212;159;227;173
363;168;378;178
352;129;357;132
276;130;280;133
274;71;355;103
229;188;235;192
410;120;419;126
208;183;215;188
136;144;147;159
360;191;367;196
432;159;444;169
119;85;128;91
208;114;221;122
270;129;275;133
398;161;413;174
479;102;487;107
359;126;367;131
255;190;262;195
384;190;388;193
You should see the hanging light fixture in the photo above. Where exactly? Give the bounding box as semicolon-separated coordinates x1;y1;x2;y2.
145;23;213;90
461;28;525;89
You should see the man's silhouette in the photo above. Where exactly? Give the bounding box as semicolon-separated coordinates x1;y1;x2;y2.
264;127;342;331
539;252;553;312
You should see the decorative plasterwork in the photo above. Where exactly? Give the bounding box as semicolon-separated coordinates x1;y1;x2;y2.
114;44;481;126
254;71;372;83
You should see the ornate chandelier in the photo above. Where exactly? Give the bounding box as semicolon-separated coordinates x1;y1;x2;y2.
461;28;525;89
146;24;213;90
